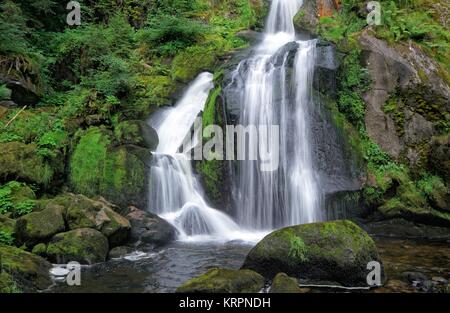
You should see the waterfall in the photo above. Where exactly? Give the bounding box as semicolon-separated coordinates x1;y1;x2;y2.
148;73;265;242
148;0;322;240
230;0;323;230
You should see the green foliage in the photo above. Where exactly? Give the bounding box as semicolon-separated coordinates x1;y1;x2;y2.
376;1;449;68
318;8;365;44
203;86;222;132
337;51;370;127
0;231;14;246
288;235;308;262
137;15;209;57
69;127;111;196
0;181;35;217
0;85;11;100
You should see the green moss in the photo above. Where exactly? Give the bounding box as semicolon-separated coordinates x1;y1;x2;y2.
176;268;264;293
171;45;218;83
69;127;111;196
0;245;52;291
0;181;36;217
46;228;109;265
383;96;406;137
202;86;222;132
0;272;22;293
288;235;308;262
31;243;47;257
69;127;147;206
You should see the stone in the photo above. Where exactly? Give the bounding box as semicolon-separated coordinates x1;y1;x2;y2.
15;205;66;247
65;194;131;247
126;206;176;247
46;228;109;265
242;220;385;287
176;268;264;293
108;246;134;259
0;245;52;292
269;273;307;293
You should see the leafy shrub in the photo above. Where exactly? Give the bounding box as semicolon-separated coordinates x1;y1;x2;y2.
0;181;35;217
0;230;14;246
137;14;209;56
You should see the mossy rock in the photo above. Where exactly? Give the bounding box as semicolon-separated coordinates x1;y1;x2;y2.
0;142;54;186
0;215;16;234
65;194;131;247
242;220;385;287
46;228;109;265
69;127;151;208
31;243;47;257
9;183;36;202
0;271;21;293
0;245;52;292
176;268;264;293
15;205;65;247
269;273;307;293
114;120;159;150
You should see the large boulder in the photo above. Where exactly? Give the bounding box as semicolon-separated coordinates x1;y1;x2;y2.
0;245;52;292
64;194;131;247
0;142;54;185
242;220;385;287
15;205;65;247
69;126;152;209
46;228;109;265
176;268;265;293
125;206;176;247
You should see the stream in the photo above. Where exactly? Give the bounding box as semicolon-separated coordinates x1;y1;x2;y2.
49;237;449;293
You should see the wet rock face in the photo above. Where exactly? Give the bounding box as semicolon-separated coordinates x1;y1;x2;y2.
242;220;385;287
358;30;450;170
125;206;176;248
221;39;362;217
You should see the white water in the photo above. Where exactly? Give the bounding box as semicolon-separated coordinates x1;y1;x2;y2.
232;0;323;229
149;73;266;243
148;0;322;240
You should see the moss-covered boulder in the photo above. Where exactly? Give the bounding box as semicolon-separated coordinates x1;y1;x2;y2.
242;220;385;287
114;120;159;150
69;127;151;209
0;245;52;292
31;243;47;257
46;228;109;265
176;268;264;293
269;273;308;293
65;194;131;247
0;215;16;234
15;205;65;247
0;142;54;186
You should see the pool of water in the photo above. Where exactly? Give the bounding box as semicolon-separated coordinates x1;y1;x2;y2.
48;238;449;293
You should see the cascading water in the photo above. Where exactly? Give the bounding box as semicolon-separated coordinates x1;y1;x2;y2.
148;73;264;242
230;0;323;230
148;0;322;240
